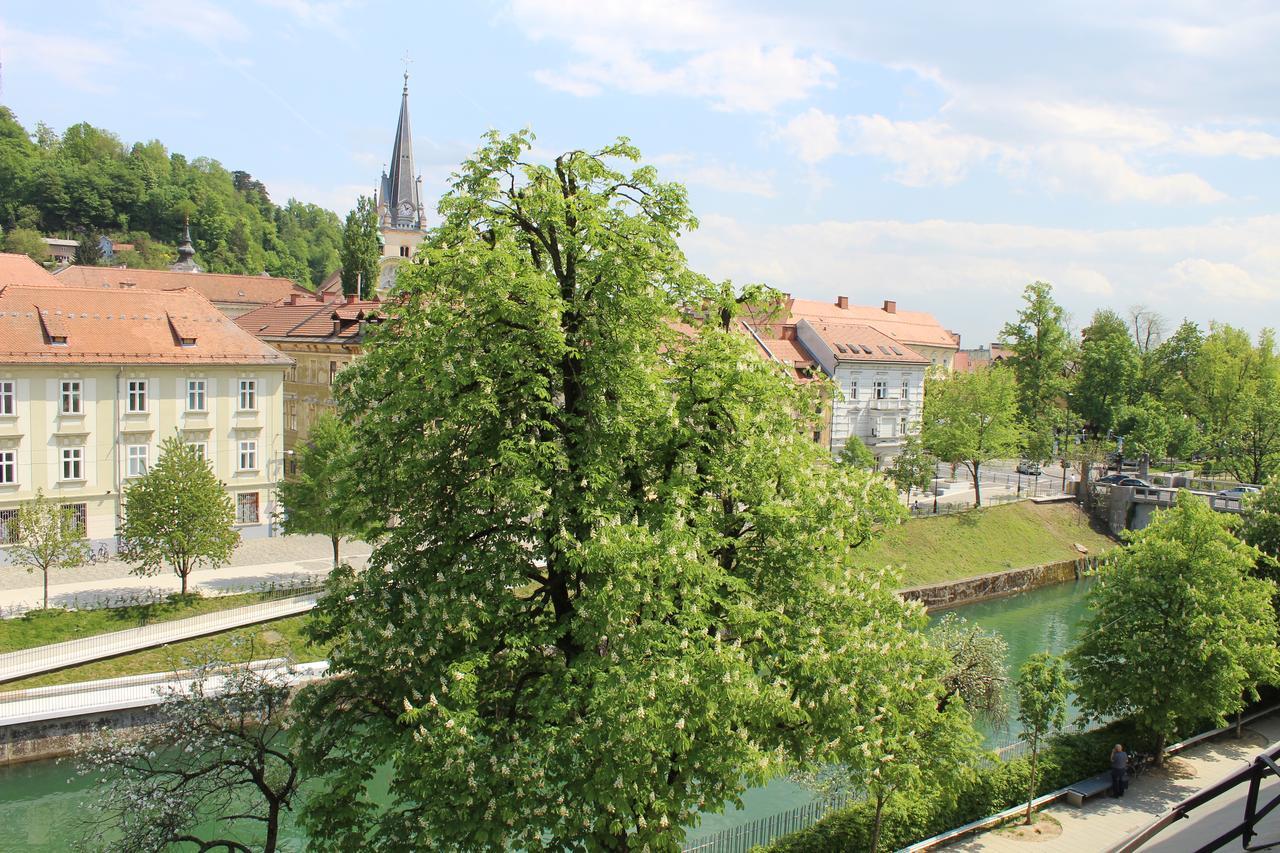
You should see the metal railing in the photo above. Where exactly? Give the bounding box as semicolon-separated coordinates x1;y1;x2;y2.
681;792;855;853
0;587;324;683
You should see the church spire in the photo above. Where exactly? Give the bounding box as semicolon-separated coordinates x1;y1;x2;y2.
171;216;201;272
378;72;423;230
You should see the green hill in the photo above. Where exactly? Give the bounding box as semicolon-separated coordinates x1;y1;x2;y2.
860;501;1117;588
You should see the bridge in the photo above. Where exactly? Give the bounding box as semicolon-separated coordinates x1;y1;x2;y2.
1101;484;1248;535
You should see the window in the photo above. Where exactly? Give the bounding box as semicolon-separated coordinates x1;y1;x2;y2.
901;378;910;400
873;380;887;400
237;492;260;524
900;417;908;436
126;444;148;477
0;450;14;485
286;364;297;382
238;440;258;471
0;508;16;544
812;430;822;444
60;380;82;415
61;447;83;481
329;361;339;386
187;441;208;462
65;502;87;537
187;379;206;412
0;380;14;416
287;401;298;432
238;379;257;411
127;379;148;413
849;380;858;401
399;245;410;258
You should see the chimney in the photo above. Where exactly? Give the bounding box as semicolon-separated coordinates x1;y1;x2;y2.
836;295;849;309
883;299;897;314
345;294;358;305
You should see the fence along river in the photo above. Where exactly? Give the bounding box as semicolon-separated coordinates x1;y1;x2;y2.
0;579;1094;851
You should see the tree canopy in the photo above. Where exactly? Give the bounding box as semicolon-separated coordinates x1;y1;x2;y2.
921;366;1024;506
339;195;380;297
1069;491;1280;761
0;106;342;286
1072;309;1140;435
1000;282;1074;459
292;131;924;852
9;489;88;610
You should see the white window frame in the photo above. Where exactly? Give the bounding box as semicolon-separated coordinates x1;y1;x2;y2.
901;378;910;400
187;441;208;462
236;492;260;524
0;381;14;416
873;380;887;400
126;379;148;413
237;440;258;471
60;447;84;481
0;450;15;485
238;379;257;412
126;444;148;478
187;379;207;413
60;380;82;415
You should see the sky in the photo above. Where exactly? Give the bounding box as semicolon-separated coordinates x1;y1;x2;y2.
2;0;1278;345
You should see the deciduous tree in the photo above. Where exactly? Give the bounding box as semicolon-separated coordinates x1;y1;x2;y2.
931;612;1009;725
278;413;377;566
1000;282;1075;459
120;436;239;596
922;366;1025;507
1016;653;1070;825
1073;309;1140;435
339;195;379;298
1069;492;1280;763
839;436;877;470
293;131;912;852
887;433;936;504
8;489;88;610
2;226;49;263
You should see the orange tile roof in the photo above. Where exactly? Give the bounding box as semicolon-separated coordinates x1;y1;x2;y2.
787;298;958;350
0;285;291;366
798;319;930;364
0;253;59;287
52;265;310;306
234;293;383;343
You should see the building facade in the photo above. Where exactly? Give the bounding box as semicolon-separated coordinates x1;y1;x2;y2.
0;284;291;558
234;292;380;457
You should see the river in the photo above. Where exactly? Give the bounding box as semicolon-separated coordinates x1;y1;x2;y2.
0;579;1094;851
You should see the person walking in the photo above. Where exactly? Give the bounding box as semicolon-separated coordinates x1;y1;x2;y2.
1110;744;1129;797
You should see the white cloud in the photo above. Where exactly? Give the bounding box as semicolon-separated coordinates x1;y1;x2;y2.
1178;128;1280;159
1040;142;1225;204
777;108;843;165
0;20;123;94
509;0;835;112
652;154;776;197
1168;258;1272;301
846;115;996;187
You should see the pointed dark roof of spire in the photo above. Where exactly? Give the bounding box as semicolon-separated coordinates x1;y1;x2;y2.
381;72;422;229
171;217;201;272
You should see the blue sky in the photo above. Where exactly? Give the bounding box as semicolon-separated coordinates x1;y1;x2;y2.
3;0;1278;345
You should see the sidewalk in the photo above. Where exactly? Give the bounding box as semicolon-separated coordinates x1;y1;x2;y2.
945;713;1280;852
0;535;369;615
0;592;320;682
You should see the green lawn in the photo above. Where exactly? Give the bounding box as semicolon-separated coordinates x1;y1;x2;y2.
1;614;323;691
0;589;319;654
861;500;1117;588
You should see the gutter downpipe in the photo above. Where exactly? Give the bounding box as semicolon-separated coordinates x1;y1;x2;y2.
113;366;122;551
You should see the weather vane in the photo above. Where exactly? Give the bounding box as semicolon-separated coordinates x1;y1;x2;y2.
401;51;412;86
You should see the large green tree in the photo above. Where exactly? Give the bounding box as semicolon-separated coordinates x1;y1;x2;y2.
921;366;1025;507
293;132;915;852
339;195;380;298
1069;492;1280;762
120;437;239;596
2;226;49;262
1073;309;1140;435
1016;653;1070;825
1000;282;1075;459
278;413;377;566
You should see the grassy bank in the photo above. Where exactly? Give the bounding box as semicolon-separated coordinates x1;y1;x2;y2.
0;589;318;654
0;615;322;690
862;501;1116;588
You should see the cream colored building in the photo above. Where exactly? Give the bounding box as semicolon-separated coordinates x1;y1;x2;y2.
0;284;291;559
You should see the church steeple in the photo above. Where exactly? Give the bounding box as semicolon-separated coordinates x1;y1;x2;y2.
171;217;201;272
378;72;424;231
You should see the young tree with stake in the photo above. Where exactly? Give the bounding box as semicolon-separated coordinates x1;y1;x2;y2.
8;489;88;610
1016;653;1070;824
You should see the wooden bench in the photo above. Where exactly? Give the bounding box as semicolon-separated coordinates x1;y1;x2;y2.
1065;773;1113;806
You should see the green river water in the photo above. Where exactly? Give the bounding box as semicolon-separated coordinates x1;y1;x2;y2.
0;579;1093;851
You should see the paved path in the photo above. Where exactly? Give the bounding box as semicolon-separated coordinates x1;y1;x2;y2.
0;535;369;615
0;592;320;683
0;659;329;727
945;714;1280;852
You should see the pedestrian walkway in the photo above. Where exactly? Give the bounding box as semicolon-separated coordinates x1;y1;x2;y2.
0;592;321;683
0;659;328;727
0;535;369;615
944;713;1280;852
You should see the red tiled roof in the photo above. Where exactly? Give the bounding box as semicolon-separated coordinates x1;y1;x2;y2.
799;319;930;364
0;253;59;287
234;293;383;343
0;285;291;366
52;265;310;306
786;298;958;350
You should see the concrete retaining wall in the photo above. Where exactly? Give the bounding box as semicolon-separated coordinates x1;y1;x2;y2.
899;556;1099;611
0;705;160;765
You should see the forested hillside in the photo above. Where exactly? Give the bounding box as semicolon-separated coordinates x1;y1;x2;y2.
0;107;341;287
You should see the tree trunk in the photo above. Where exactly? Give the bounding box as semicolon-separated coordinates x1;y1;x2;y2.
179;563;189;597
1025;743;1038;824
972;462;983;507
331;535;340;568
1154;731;1166;767
264;801;280;853
1236;706;1244;739
870;794;885;853
42;566;49;610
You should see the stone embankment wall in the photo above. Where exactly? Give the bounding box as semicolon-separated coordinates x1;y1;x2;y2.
899;556;1101;612
0;706;161;765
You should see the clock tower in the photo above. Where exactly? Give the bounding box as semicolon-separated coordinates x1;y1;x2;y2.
373;72;427;292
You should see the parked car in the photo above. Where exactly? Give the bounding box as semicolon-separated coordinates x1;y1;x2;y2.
1016;460;1042;475
1115;477;1152;488
1218;486;1261;498
1095;474;1129;485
